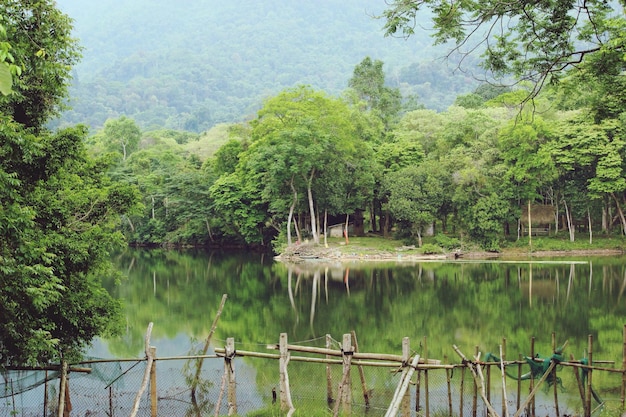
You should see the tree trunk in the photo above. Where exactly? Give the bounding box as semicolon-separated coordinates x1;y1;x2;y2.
306;171;319;244
205;218;214;242
610;192;626;236
287;179;297;246
562;198;575;242
587;207;593;245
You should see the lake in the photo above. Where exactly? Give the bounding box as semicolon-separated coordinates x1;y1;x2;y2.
100;248;626;362
85;248;626;415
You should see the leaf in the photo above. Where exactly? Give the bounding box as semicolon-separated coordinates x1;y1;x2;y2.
0;62;12;95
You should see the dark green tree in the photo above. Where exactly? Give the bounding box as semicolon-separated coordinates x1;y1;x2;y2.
0;0;140;366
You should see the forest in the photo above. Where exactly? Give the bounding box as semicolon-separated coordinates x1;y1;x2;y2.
1;0;625;366
64;0;626;253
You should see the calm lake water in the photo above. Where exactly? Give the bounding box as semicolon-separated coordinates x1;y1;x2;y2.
99;248;626;363
76;248;624;415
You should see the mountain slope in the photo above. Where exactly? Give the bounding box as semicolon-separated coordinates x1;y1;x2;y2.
54;0;478;132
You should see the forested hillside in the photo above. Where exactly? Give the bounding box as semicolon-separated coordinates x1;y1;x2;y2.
53;0;478;132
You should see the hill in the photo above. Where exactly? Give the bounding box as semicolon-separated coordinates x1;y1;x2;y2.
53;0;479;132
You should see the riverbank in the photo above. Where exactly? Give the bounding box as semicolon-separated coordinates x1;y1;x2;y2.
275;236;626;263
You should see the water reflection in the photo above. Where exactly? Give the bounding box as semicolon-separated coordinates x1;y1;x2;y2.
102;250;626;368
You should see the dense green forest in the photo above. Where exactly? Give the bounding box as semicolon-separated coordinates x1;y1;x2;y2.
53;0;479;131
56;0;626;252
2;0;626;367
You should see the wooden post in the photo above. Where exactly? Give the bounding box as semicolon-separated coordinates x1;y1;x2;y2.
445;355;452;417
453;345;499;417
326;334;334;406
424;336;429;417
334;333;353;417
622;324;626;412
460;366;465;417
530;337;535;417
585;335;593;417
473;345;478;417
279;333;296;416
385;353;421;417
500;343;509;417
516;355;521;412
226;337;237;416
513;360;557;417
415;363;421;413
400;337;411;416
351;330;371;408
552;334;559;417
150;347;157;417
570;353;586;407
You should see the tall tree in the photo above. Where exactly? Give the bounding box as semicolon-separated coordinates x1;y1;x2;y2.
347;56;402;134
102;116;142;161
0;0;139;366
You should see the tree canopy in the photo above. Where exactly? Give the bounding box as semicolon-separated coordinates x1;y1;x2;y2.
381;0;626;99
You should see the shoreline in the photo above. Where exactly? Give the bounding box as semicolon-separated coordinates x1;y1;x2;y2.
276;243;626;263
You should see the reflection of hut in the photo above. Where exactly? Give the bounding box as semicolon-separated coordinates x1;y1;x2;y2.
521;204;555;236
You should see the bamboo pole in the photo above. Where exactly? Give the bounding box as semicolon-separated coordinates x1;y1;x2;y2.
460;365;465;417
445;355;452;417
552;333;560;417
226;338;237;416
473;346;478;417
512;360;557;417
622;324;626;412
279;333;296;417
333;334;353;417
326;334;334;406
500;344;509;417
453;345;500;417
530;337;535;417
401;337;411;416
516;355;521;412
191;294;227;401
267;343;440;364
384;354;421;417
585;335;593;417
570;353;586;407
150;347;157;417
415;363;421;414
130;322;154;417
214;359;227;417
424;336;430;417
351;330;371;408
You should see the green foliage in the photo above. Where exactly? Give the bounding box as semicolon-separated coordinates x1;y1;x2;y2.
434;234;461;250
420;243;443;254
382;0;623;100
0;0;80;130
0;122;139;365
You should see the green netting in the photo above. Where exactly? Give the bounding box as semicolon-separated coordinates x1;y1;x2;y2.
1;369;59;398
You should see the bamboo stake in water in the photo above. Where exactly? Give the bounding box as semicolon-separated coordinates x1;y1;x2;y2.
191;294;227;401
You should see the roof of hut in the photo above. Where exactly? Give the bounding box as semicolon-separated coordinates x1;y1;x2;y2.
521;204;555;225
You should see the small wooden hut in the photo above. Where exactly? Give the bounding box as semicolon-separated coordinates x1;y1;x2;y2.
521;204;555;235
